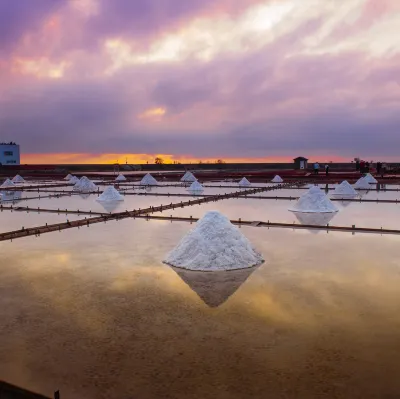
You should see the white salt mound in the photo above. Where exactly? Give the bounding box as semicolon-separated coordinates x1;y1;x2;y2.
188;181;204;192
97;186;124;202
164;211;264;271
181;171;196;182
332;180;357;196
1;178;15;188
69;176;79;184
115;173;126;181
140;173;158;186
354;177;371;190
364;173;378;184
289;186;338;213
239;177;251;187
271;175;283;183
12;174;25;183
73;177;96;192
64;174;73;180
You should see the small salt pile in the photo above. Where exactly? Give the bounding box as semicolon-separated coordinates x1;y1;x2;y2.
97;186;124;202
164;211;264;271
69;176;79;184
73;176;96;192
289;186;338;213
271;175;283;183
331;180;357;196
239;177;251;187
1;178;16;188
12;174;25;183
364;173;378;184
188;180;204;192
64;174;73;180
354;177;371;190
115;173;126;182
140;173;158;186
181;171;196;182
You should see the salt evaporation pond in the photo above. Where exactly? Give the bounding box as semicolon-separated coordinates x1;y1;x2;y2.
1;218;400;399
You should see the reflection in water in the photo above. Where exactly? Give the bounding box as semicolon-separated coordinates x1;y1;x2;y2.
292;211;337;231
1;190;22;203
98;201;121;213
170;265;259;307
78;193;91;199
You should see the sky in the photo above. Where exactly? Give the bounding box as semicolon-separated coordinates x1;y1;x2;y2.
0;0;399;164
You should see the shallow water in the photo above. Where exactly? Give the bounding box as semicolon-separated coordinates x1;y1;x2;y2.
1;182;400;399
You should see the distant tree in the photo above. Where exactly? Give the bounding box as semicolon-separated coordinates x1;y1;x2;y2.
198;160;203;164
155;157;164;165
216;159;226;164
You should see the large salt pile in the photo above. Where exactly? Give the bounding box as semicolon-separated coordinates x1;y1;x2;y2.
64;174;73;180
140;173;158;186
271;175;283;183
239;177;251;187
1;178;15;188
188;180;204;192
289;186;338;213
12;174;25;183
164;211;263;271
364;173;378;184
181;171;196;183
354;177;371;190
331;180;357;196
73;176;96;192
115;173;127;182
97;186;124;202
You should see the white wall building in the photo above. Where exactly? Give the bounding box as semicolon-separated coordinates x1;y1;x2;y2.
0;143;20;165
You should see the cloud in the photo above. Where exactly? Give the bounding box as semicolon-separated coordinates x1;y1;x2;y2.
0;0;399;161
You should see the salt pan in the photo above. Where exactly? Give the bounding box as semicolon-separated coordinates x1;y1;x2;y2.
239;177;251;187
164;211;264;271
354;177;371;190
12;175;25;183
271;175;283;183
1;178;16;188
140;173;158;186
97;186;124;202
115;174;127;182
181;171;196;182
331;180;357;196
289;186;338;213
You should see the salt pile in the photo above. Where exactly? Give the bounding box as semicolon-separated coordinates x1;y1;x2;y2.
331;180;357;196
164;211;264;271
140;173;158;186
188;180;204;192
354;177;371;190
12;174;25;183
73;176;96;192
271;175;283;183
69;176;79;184
97;186;124;202
364;173;378;184
115;173;127;182
239;177;251;187
289;186;338;213
181;171;196;182
1;178;16;188
64;174;73;180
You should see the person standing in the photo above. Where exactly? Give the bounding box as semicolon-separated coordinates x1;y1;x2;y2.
376;162;381;175
355;159;360;171
314;162;320;175
325;164;329;176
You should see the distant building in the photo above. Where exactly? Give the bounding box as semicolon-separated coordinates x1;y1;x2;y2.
0;142;20;165
293;156;308;170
